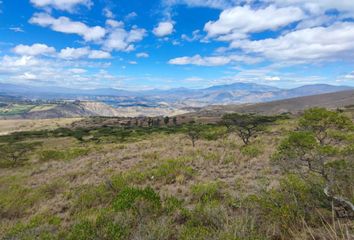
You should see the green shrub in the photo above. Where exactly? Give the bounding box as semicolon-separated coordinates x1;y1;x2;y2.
72;184;114;213
191;181;224;203
39;148;89;162
151;158;194;184
112;186;161;213
240;144;263;158
247;174;329;236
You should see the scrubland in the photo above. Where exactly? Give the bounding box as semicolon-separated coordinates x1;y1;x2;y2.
0;109;353;240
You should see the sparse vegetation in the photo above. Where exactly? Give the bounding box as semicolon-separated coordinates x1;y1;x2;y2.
0;108;353;239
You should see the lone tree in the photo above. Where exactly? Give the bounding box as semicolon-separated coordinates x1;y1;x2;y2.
222;113;277;145
274;108;354;218
0;142;40;167
173;117;177;126
164;116;170;126
299;107;352;145
186;125;202;147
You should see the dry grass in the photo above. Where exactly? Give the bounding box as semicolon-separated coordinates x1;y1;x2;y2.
0;116;352;239
0;118;81;136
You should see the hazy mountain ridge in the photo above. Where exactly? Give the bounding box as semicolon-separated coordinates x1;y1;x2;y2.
1;82;352;107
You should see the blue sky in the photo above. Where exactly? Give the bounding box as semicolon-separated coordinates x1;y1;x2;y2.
0;0;354;90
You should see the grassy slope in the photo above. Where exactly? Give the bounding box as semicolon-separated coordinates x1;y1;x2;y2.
0;117;352;239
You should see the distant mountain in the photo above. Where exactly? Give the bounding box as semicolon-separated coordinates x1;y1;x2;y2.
0;82;352;107
190;90;354;117
204;82;280;92
280;84;353;98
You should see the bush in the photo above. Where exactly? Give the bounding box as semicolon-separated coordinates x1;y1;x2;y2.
191;181;224;203
247;174;329;237
240;144;263;158
39;148;89;162
112;186;161;213
151;158;194;184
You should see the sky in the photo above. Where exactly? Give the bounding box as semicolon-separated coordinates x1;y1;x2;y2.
0;0;354;90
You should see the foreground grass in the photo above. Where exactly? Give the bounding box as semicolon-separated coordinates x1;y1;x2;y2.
0;116;352;239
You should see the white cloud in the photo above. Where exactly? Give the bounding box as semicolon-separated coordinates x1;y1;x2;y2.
103;26;146;52
163;0;237;10
184;77;204;82
204;5;304;38
30;13;106;42
58;47;111;59
18;72;37;80
125;12;137;20
265;76;280;81
12;43;56;56
58;47;89;59
30;0;92;11
168;54;261;66
129;61;137;65
69;68;87;74
9;27;24;32
106;19;124;28
344;72;354;79
181;30;202;42
136;52;149;58
230;22;354;62
153;21;174;37
103;7;114;18
0;56;40;68
0;55;116;87
88;50;111;59
265;1;354;16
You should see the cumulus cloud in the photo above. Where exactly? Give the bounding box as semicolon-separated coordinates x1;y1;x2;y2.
136;52;149;58
30;0;92;11
103;7;114;18
0;55;116;87
181;30;203;42
163;0;237;10
30;13;106;42
204;5;304;38
12;43;56;56
69;68;87;74
58;47;111;59
103;26;146;52
153;21;174;37
265;0;354;16
168;54;261;66
230;22;354;62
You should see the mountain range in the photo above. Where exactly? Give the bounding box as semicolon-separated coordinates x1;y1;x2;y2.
0;82;352;107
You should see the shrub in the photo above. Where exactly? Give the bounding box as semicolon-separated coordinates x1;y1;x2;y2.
240;144;263;158
112;186;161;213
39;148;89;162
248;174;329;237
191;181;224;203
151;158;194;184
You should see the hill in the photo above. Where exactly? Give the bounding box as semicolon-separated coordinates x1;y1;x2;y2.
190;90;354;117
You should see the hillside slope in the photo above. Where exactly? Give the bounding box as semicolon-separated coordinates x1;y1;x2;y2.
190;90;354;117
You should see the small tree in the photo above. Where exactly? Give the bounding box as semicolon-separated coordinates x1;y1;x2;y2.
299;108;352;145
173;117;177;126
0;142;40;167
222;113;277;145
164;116;170;126
147;118;153;127
274;108;354;217
186;125;202;147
